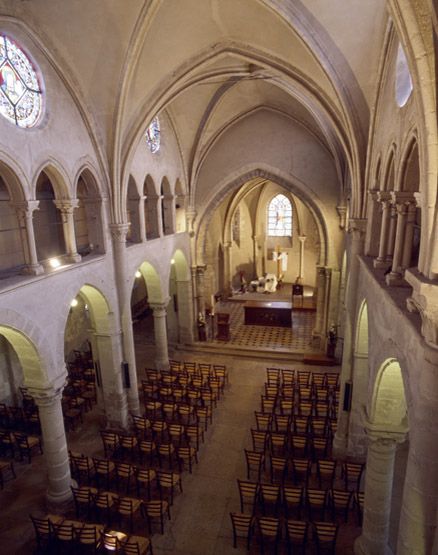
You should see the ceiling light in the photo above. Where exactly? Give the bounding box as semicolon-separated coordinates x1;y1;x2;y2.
135;270;141;278
70;298;78;308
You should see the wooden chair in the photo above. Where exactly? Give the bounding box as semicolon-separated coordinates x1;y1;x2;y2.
0;459;16;489
30;514;54;552
76;522;104;553
52;519;80;553
255;411;272;432
274;414;291;434
151;420;168;443
123;534;154;555
317;459;337;489
92;457;115;490
280;399;295;416
311;437;329;461
116;496;143;532
324;373;339;390
310;417;329;438
14;432;42;463
307;488;328;521
312;374;325;390
157;470;182;505
251;429;268;453
70;452;96;485
135;467;156;500
270;456;287;484
261;396;276;414
0;430;15;458
269;432;288;457
313;521;339;554
177;445;198;473
293;416;309;436
157;442;176;469
266;367;281;385
230;512;254;550
138;440;157;466
297;371;311;387
259;483;281;516
115;462;135;493
281;368;295;387
143;500;171;534
94;490;117;525
71;485;97;519
283;486;304;519
330;489;353;522
100;431;119;459
258;516;281;555
291;435;308;458
298;386;313;403
195;406;212;430
291;458;312;487
132;415;151;439
286;519;309;555
355;491;365;525
343;462;365;491
244;449;264;481
237;479;259;514
299;401;313;417
185;423;204;450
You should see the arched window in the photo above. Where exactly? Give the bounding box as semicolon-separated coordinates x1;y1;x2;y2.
145;116;160;153
267;194;292;236
395;43;413;108
0;35;42;127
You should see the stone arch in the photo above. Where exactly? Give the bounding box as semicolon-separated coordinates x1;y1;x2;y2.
32;160;71;200
400;136;419;193
74;168;105;256
382;147;396;191
138;261;164;304
126;175;142;244
167;249;193;345
196;168;328;268
0;157;27;201
370;358;407;428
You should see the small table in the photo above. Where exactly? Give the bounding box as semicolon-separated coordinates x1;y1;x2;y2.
244;300;292;327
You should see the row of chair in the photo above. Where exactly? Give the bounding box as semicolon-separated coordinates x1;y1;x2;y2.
30;513;153;554
237;479;364;523
230;513;338;554
266;368;339;389
0;429;43;463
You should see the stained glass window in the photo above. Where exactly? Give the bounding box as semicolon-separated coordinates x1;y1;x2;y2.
0;36;42;128
145;116;160;153
267;194;292;236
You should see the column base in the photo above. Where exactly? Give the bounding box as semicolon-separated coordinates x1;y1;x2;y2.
46;485;74;512
374;258;391;269
22;263;44;276
355;535;394;555
65;253;82;263
386;272;408;287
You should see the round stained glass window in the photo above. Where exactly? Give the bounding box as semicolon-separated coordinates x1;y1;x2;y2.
145;116;160;153
0;35;42;128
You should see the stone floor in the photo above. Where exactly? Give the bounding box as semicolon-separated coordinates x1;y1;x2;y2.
0;349;361;554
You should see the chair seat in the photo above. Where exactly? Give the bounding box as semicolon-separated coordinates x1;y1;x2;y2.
125;535;151;554
26;436;40;448
78;523;104;544
119;497;142;514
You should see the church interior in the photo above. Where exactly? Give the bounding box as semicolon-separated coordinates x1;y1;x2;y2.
0;1;437;554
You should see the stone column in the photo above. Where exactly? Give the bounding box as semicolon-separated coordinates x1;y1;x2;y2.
355;428;407;555
297;235;306;284
312;266;327;346
252;234;259;279
12;200;44;275
110;223;140;416
30;384;73;506
333;218;366;457
385;204;397;261
176;279;194;344
53;200;81;263
223;241;232;296
386;192;413;285
196;265;206;317
157;195;164;237
150;302;170;370
162;194;175;235
401;202;417;270
374;192;391;268
365;189;381;256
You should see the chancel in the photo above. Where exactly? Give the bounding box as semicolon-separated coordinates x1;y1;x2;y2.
0;2;437;555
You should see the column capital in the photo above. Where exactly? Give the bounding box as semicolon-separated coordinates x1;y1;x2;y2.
298;235;307;243
377;191;391;203
223;241;232;249
347;217;367;235
150;300;170;316
27;383;65;407
109;222;131;242
336;205;347;229
53;199;80;213
11;199;40;214
368;188;380;201
196;264;206;276
365;414;408;445
390;191;415;206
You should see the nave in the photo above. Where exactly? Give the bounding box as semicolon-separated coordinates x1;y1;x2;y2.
0;349;362;554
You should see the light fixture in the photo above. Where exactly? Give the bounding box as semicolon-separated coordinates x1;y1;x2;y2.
70;298;78;308
135;270;141;278
49;258;61;269
171;258;175;265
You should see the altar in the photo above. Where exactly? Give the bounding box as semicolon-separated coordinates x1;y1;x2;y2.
244;300;292;327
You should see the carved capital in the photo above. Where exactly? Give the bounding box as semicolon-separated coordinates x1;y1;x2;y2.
377;191;391;204
54;199;80;214
11;200;40;220
336;205;347;229
390;191;415;206
109;223;130;242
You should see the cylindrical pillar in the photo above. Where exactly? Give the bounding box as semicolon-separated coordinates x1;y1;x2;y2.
110;223;140;416
297;235;306;284
12;200;44;274
223;241;232;296
374;193;391;268
54;200;81;263
176;279;194;344
312;266;327;346
365;190;381;256
355;431;406;555
196;265;206;317
386;192;413;285
150;302;169;370
386;205;397;260
31;386;73;506
138;195;147;242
